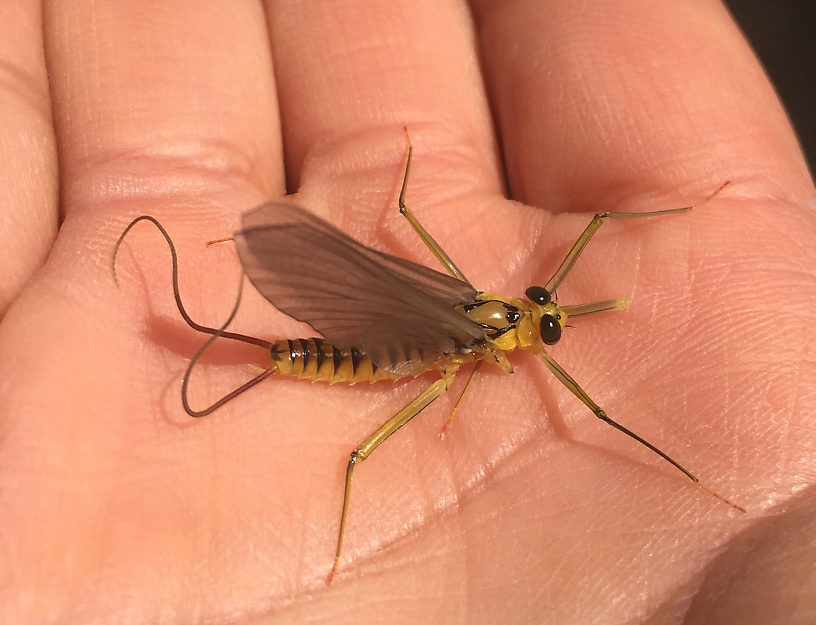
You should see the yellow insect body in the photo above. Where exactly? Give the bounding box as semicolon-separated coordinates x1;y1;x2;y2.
268;292;567;385
268;338;400;384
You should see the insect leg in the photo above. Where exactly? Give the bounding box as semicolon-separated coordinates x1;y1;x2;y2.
397;132;471;284
537;350;745;513
328;374;454;582
441;361;482;438
543;182;730;294
206;236;234;246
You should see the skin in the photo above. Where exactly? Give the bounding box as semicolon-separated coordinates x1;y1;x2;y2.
1;1;815;623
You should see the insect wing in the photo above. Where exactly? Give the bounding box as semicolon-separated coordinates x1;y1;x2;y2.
234;202;485;374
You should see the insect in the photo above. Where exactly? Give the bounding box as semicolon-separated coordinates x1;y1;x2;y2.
113;137;743;582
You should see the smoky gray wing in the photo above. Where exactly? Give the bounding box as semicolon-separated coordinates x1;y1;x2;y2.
233;202;485;374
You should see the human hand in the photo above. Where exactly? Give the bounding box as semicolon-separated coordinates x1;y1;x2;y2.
2;2;814;623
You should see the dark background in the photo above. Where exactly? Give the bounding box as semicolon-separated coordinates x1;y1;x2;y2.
725;0;815;176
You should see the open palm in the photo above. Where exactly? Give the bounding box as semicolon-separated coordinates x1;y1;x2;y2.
2;2;815;624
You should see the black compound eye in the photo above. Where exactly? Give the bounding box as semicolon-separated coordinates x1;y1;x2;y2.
540;314;562;345
525;286;551;306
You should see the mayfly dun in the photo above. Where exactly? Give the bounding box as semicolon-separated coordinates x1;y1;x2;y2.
112;136;743;582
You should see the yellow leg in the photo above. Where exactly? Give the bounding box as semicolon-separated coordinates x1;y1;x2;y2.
206;235;234;246
440;361;482;438
397;131;471;284
538;350;744;512
544;182;730;294
327;373;455;582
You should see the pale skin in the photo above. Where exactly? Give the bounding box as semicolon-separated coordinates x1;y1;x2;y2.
1;1;815;624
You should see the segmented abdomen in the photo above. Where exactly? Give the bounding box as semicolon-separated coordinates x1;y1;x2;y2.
270;338;402;384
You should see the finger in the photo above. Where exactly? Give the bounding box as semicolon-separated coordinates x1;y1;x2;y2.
0;0;57;313
262;0;529;586
7;4;288;618
265;0;505;264
472;0;813;210
45;0;284;229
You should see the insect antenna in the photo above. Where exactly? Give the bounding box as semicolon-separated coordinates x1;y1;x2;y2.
113;215;276;417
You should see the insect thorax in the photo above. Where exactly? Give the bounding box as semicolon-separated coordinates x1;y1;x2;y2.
459;292;565;356
456;293;528;353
